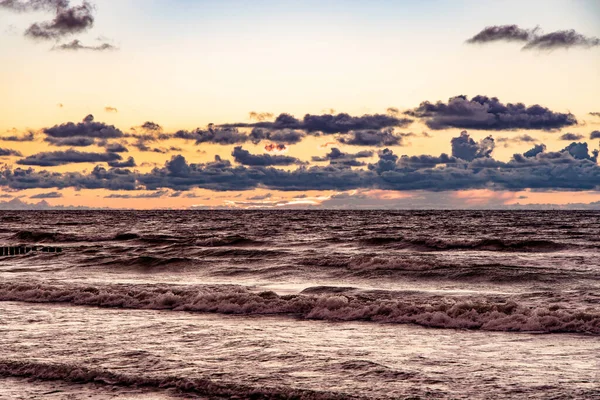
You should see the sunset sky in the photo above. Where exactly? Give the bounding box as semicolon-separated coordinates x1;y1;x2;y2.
1;0;599;209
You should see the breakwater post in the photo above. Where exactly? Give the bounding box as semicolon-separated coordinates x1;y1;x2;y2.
0;246;62;257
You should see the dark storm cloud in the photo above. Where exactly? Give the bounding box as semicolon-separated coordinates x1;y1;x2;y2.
406;95;577;131
17;149;122;166
174;126;248;145
44;136;95;147
52;39;116;51
312;148;373;167
44;115;123;139
0;131;35;142
450;131;495;162
466;25;535;44
523;144;546;158
559;133;585;141
523;30;600;50
0;148;23;157
108;156;136;168
232;147;304;166
104;142;128;153
590;131;600;140
338;128;412;147
222;112;412;134
249;128;305;145
24;1;94;40
30;191;62;199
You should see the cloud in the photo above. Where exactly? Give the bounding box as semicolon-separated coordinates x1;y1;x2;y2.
467;25;600;51
0;148;23;157
406;95;577;131
17;149;122;166
559;133;585;141
0;131;35;142
104;142;128;153
104;106;118;113
107;156;136;168
232;146;304;166
105;190;170;199
247;193;272;200
174;126;248;145
466;25;535;44
140;121;162;132
30;191;63;199
523;30;600;50
221;112;412;134
249;128;305;144
497;134;538;147
450;132;495;161
249;112;274;122
312;147;373;167
338;128;412;147
0;0;68;13
44;115;123;139
591;131;600;140
44;136;95;147
52;39;116;51
590;112;600;118
24;1;94;40
523;144;546;158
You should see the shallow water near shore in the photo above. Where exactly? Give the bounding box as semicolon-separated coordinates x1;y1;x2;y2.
1;210;599;399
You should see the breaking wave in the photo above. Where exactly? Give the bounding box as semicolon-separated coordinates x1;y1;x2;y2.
0;360;353;400
0;282;598;334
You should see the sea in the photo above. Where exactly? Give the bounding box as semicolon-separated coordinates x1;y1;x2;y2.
0;210;599;399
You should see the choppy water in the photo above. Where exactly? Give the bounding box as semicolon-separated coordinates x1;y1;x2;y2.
1;211;599;399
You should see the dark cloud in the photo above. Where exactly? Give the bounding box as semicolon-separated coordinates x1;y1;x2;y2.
0;148;23;157
52;39;116;51
104;106;118;113
105;190;169;199
497;134;538;145
0;0;68;13
141;121;162;132
450;131;496;161
406;95;577;131
590;131;600;140
232;146;305;166
0;131;35;142
264;143;288;153
44;136;95;147
222;112;412;134
24;1;94;40
108;156;136;168
44;115;123;139
590;112;600;118
559;133;585;141
104;142;128;153
249;112;274;122
247;193;272;200
338;128;412;147
561;142;598;162
523;30;600;50
523;144;546;158
174;126;248;145
17;149;122;166
30;191;62;199
249;128;305;144
467;25;600;51
466;25;535;44
312;148;373;167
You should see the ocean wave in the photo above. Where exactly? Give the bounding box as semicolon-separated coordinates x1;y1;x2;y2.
0;282;598;334
359;237;571;252
0;360;355;400
11;230;79;243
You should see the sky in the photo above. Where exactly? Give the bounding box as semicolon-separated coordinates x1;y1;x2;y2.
0;0;599;209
